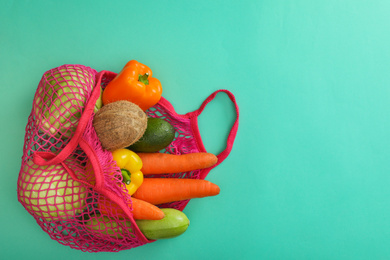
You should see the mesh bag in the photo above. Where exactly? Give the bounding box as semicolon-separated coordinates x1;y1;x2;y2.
17;64;239;252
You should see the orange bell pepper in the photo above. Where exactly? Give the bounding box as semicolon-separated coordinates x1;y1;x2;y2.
102;60;162;111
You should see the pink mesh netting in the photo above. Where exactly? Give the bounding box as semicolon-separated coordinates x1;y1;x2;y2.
17;64;239;252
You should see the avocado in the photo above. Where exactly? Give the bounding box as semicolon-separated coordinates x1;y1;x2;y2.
128;117;175;152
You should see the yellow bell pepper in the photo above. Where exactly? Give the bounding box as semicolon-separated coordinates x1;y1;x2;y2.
112;149;144;195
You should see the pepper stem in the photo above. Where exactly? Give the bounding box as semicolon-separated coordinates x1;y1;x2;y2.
138;73;149;85
121;169;131;185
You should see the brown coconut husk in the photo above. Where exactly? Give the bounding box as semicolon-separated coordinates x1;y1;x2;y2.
93;100;147;151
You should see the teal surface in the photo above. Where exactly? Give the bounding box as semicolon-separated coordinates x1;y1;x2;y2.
2;0;390;259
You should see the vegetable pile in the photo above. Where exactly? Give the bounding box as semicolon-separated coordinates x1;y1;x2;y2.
90;60;221;239
19;60;224;245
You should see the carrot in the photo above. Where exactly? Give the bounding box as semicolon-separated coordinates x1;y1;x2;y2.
130;198;165;220
138;152;218;175
98;196;165;220
132;178;220;205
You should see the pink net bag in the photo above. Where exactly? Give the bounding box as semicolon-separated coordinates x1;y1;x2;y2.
17;64;239;252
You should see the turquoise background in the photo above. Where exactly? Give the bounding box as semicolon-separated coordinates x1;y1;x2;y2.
2;0;390;259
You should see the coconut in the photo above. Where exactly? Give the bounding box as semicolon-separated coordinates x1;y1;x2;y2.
93;100;148;151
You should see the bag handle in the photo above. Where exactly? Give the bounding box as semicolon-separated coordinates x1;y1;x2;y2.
188;89;239;168
30;151;94;188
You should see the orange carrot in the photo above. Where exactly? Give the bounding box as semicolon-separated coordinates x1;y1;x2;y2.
132;178;220;205
130;198;165;220
138;152;218;175
98;196;165;220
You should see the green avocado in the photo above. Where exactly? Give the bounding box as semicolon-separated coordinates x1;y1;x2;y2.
128;117;175;152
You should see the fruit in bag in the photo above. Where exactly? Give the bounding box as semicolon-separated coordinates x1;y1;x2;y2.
18;159;87;221
33;65;100;138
